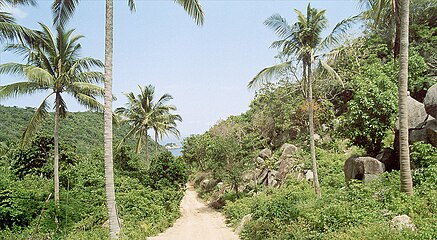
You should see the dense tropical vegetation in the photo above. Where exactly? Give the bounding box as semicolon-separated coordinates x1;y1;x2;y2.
0;0;436;239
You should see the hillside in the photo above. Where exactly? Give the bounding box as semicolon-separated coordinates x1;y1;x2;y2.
0;105;162;154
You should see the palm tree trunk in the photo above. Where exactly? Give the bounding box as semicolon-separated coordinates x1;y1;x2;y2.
104;0;120;238
307;60;321;198
155;130;158;153
398;0;413;195
393;0;401;58
54;93;60;204
145;132;149;162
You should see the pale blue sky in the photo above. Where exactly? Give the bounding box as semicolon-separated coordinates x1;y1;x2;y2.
0;0;361;143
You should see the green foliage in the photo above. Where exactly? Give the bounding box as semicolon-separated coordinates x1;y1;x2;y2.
338;61;398;155
225;155;437;240
10;135;77;179
147;152;188;190
410;142;437;168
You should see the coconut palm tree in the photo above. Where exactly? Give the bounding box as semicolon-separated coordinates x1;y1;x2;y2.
249;4;357;197
115;85;180;161
398;0;413;195
52;0;203;237
0;23;104;204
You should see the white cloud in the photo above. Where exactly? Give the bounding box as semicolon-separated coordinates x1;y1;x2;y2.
3;5;28;19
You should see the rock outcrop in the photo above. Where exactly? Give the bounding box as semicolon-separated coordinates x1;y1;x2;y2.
424;83;437;118
344;156;385;182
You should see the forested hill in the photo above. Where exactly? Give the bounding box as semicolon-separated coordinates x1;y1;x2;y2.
0;105;161;153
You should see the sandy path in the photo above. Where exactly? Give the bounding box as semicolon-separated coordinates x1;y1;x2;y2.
148;185;239;240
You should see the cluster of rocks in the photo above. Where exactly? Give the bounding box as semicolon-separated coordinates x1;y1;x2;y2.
344;83;437;182
253;143;307;188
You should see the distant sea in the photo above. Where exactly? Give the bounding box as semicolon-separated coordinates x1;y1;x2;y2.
168;147;182;157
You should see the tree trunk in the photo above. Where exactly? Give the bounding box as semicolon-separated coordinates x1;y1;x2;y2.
145;131;149;162
104;0;120;238
155;130;158;153
307;60;321;198
54;93;60;204
398;0;413;195
393;0;401;59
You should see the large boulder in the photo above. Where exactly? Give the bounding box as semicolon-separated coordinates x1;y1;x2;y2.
395;96;430;131
424;83;437;118
393;96;436;159
344;157;385;182
279;143;298;161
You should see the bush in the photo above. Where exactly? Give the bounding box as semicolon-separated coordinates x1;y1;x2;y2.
147;151;188;190
410;142;437;168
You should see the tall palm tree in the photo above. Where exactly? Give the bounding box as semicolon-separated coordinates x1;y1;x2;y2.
0;23;104;204
115;85;180;161
52;0;203;237
398;0;413;195
249;4;356;197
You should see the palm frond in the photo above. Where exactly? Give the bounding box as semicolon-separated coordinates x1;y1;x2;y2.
56;94;68;118
23;66;54;86
128;0;135;11
0;11;15;23
248;61;292;90
68;81;104;97
264;14;293;39
319;60;344;88
52;0;79;28
72;92;103;111
0;22;38;43
21;94;52;148
319;15;360;51
71;71;104;84
0;81;48;100
174;0;204;26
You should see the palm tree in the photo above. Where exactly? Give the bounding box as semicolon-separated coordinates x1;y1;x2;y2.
115;85;180;161
0;23;104;204
52;0;203;237
249;4;356;197
0;0;38;43
398;0;413;195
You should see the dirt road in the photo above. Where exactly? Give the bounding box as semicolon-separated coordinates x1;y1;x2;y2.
148;185;239;240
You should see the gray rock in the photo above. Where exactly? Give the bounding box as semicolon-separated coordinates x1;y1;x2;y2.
426;119;437;147
391;215;416;231
259;148;272;159
305;170;314;181
424;83;437;118
235;214;252;235
395;96;430;130
279;143;298;160
257;168;269;184
344;157;385;182
275;159;292;183
376;148;396;171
